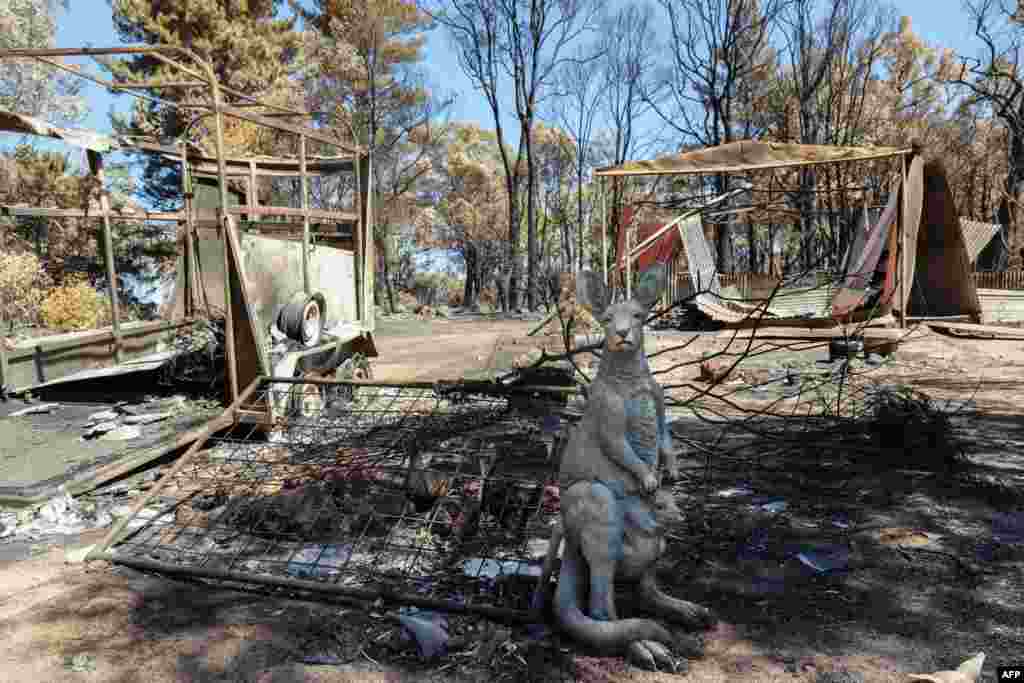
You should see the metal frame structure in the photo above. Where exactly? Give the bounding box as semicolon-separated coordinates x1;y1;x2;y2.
0;46;375;404
84;374;568;620
593;144;914;327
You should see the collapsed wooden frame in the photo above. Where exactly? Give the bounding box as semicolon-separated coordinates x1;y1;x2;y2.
0;45;375;404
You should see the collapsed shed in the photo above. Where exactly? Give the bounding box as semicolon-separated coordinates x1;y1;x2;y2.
594;140;984;328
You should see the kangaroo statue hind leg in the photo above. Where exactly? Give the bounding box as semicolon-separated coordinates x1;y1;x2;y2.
544;264;714;671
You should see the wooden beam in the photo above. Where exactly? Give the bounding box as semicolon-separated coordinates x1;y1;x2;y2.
899;155;907;329
0;205;181;221
216;206;357;222
926;320;1024;339
594;148;914;177
3;319;196;361
300;134;311;295
87;151;123;364
183;158;355;178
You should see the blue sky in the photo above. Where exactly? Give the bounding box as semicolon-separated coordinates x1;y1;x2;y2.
48;0;979;145
33;0;982;279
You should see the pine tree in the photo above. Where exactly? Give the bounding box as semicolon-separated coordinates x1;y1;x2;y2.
298;0;447;312
105;0;302;209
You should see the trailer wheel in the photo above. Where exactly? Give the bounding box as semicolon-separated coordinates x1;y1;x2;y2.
278;292;327;348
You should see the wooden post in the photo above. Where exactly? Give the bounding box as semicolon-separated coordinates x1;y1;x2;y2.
0;343;8;399
248;160;258;220
180;145;195;318
299;135;311;295
357;153;374;328
899;154;908;329
212;104;237;405
626;204;632;300
87;151;123;364
601;177;608;286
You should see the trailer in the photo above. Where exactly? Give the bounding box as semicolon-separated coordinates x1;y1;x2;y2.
0;46;377;429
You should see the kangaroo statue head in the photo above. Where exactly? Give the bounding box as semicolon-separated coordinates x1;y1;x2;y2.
576;265;668;379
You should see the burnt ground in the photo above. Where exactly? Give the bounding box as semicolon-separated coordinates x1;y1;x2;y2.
0;313;1021;681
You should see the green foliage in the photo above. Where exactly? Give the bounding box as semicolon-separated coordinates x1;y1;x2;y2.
0;251;52;329
40;274;111;331
0;0;87;124
106;0;303;209
411;271;460;306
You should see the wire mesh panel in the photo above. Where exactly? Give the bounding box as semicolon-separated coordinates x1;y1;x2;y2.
106;381;570;617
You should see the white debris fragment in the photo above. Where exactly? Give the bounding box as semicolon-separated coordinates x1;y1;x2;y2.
123;411;172;425
99;425;142;441
1;486;113;539
84;420;120;437
86;409;119;422
7;403;60;417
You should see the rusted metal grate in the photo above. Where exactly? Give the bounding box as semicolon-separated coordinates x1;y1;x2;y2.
100;381;570;619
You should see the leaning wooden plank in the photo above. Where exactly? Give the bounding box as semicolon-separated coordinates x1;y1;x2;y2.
718;326;910;342
926;320;1024;339
87;376;263;561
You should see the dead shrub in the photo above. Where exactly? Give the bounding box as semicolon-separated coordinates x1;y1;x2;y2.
40;274;111;331
0;251;53;331
862;383;967;471
158;313;225;396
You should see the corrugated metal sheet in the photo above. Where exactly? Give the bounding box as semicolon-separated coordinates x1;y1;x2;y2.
959;219;1002;264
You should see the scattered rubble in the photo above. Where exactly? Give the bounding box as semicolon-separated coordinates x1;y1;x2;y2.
99;424;143;441
83;420;120;438
0;486;112;539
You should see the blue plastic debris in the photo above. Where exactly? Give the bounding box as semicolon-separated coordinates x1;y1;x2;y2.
830;514;851;529
463;557;542;580
795;544;850;574
738;527;770;561
759;499;788;514
285;544;352;579
541;414;561;434
992;511;1024;544
397;608;450;659
716;486;754;498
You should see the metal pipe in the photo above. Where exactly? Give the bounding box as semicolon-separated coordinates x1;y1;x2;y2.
180;144;196;318
109;80;206;89
86;552;538;622
12;48;358;152
193;54;239;406
87;151;123;364
32;55;191;113
362;153;374;327
1;46;183;57
299;134;310;295
354;153;364;323
87;374;263;561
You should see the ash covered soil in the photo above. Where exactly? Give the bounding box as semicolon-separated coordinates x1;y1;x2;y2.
0;313;1022;682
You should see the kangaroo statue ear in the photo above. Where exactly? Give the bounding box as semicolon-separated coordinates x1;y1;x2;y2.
576;270;610;317
634;264;668;310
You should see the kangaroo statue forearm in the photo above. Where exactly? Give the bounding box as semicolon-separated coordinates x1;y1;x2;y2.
539;266;713;672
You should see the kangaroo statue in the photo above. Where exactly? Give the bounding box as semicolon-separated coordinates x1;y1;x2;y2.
539;265;714;671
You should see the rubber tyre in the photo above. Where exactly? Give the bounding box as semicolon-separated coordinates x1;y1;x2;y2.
278;292;328;347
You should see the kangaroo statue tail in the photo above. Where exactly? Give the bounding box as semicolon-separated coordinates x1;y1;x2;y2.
553;542;674;652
